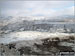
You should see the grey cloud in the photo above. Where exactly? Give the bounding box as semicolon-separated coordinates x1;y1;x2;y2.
0;1;74;16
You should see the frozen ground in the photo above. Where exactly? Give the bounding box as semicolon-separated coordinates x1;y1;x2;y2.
0;31;75;56
0;31;75;44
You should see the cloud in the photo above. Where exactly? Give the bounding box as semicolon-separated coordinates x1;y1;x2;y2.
16;6;74;17
0;1;74;17
53;6;74;16
0;1;73;9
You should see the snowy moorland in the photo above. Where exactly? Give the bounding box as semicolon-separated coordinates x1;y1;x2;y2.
0;15;75;56
0;31;75;56
0;31;75;44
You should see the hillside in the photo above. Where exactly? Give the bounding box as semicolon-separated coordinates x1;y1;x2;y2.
0;31;75;56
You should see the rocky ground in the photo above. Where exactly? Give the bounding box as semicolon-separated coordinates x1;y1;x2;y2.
0;31;75;56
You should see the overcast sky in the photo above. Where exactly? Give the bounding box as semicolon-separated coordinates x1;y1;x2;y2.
0;1;74;17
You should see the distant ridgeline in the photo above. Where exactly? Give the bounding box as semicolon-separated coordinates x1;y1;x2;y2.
0;19;75;34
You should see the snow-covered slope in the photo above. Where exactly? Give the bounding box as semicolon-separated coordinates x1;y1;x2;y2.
0;31;75;44
0;31;75;56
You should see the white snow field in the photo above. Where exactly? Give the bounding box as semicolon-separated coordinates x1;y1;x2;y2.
0;31;75;56
0;31;75;44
